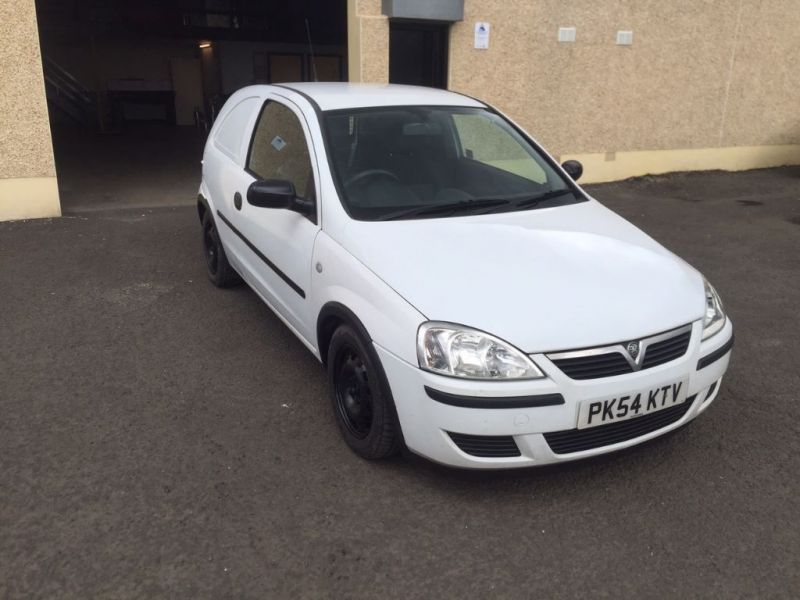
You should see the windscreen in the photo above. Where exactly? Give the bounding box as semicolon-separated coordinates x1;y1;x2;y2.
323;106;583;221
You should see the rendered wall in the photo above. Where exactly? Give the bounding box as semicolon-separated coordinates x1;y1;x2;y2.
447;0;800;182
347;0;800;182
0;0;60;220
347;0;389;83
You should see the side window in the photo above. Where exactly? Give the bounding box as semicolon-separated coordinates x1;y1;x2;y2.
452;113;547;184
247;102;315;200
214;97;259;161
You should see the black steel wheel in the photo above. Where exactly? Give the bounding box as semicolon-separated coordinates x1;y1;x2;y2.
203;218;219;275
334;345;374;439
327;324;402;459
201;210;241;288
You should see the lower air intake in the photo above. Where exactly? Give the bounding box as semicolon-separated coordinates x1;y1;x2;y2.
447;432;521;458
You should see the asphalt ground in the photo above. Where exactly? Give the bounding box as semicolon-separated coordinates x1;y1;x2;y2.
1;167;799;598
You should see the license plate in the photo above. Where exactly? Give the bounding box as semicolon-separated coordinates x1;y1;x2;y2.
577;378;688;429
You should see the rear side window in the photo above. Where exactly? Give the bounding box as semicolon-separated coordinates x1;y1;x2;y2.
214;97;259;161
247;102;315;200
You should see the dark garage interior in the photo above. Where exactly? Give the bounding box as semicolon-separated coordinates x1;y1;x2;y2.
34;0;347;212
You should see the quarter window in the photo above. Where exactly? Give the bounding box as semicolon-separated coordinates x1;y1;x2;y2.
247;102;315;199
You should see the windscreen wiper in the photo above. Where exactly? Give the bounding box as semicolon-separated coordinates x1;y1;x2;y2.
515;188;574;208
382;198;512;221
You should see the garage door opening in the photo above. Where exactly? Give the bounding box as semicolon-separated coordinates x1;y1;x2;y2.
35;0;347;213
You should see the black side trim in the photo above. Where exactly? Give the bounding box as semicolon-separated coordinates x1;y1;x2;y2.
425;386;565;409
697;332;734;370
215;210;305;298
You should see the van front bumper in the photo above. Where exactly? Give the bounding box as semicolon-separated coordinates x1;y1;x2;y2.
376;319;733;469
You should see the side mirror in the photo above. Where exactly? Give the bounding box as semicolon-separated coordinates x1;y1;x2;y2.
247;179;315;218
561;160;583;181
247;179;295;209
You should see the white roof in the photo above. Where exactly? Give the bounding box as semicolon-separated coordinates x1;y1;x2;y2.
268;82;486;111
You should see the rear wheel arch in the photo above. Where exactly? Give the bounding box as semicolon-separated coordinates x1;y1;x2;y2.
197;193;210;224
200;200;241;288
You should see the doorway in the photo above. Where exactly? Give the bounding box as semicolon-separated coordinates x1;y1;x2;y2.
389;21;449;89
34;0;347;213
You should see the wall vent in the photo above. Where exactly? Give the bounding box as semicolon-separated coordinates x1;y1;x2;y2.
557;27;577;43
616;30;634;45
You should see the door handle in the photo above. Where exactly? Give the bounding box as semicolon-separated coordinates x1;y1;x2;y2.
234;192;242;210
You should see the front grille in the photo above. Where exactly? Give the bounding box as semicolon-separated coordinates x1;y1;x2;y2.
641;330;692;368
550;353;633;379
543;394;696;454
447;432;521;458
548;325;692;380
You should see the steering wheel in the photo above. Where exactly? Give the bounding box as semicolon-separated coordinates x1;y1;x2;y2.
345;169;400;188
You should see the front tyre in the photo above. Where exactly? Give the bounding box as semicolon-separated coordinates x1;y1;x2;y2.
327;325;401;460
201;211;241;288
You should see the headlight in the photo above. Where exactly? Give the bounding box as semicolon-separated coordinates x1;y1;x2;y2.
702;279;726;340
417;322;545;380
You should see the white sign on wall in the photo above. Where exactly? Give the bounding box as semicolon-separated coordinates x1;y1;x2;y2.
474;22;490;49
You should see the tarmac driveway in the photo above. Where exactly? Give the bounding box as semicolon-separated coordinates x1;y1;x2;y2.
1;167;798;598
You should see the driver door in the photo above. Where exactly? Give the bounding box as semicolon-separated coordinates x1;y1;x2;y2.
229;96;320;344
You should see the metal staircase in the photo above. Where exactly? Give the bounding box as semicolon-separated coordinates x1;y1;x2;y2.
42;57;99;129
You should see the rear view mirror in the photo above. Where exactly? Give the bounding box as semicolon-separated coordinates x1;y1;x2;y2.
247;179;315;220
403;122;442;136
561;160;583;181
247;179;295;209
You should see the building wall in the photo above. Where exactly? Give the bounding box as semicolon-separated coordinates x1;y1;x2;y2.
3;0;797;221
448;0;800;182
350;0;800;183
347;0;389;83
0;0;60;220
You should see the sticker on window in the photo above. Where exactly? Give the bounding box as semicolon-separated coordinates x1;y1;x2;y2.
271;135;287;151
